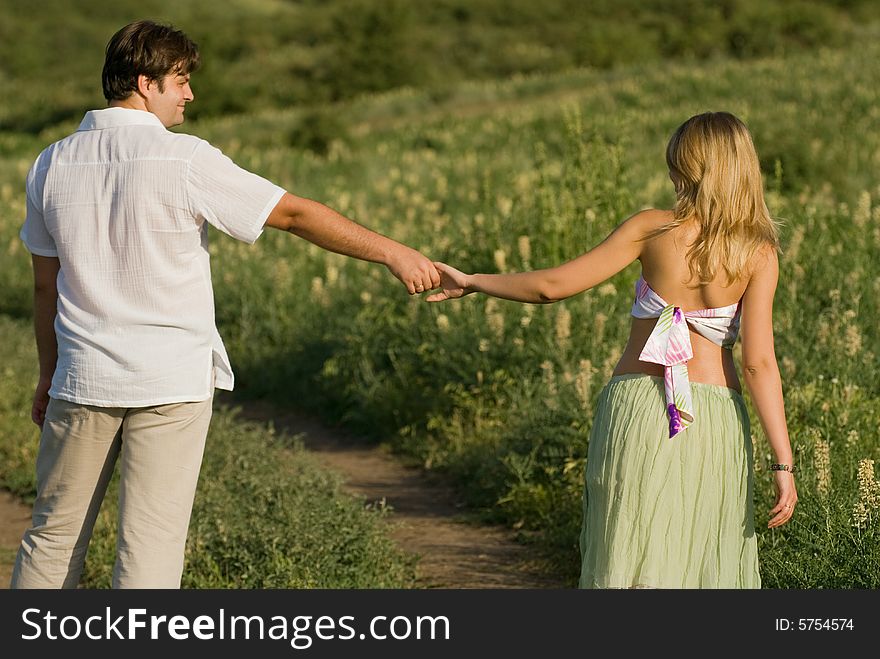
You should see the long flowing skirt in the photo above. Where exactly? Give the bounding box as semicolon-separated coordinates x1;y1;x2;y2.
579;373;761;589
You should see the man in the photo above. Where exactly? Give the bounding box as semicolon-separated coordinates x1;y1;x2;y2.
12;20;439;589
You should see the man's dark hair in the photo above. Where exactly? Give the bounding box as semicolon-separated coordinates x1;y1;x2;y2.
102;20;200;101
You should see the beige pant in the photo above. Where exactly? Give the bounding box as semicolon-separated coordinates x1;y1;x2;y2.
10;396;213;589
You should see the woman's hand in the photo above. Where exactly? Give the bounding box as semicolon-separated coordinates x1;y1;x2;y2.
767;470;797;529
425;262;473;302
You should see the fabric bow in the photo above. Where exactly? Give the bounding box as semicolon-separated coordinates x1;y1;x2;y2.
638;304;695;438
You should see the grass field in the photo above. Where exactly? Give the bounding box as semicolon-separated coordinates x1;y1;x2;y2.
2;23;879;587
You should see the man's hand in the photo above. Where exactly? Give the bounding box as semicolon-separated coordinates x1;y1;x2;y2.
31;377;52;429
425;262;473;302
386;246;441;295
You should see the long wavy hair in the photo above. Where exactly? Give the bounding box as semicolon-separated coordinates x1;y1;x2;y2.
654;112;780;285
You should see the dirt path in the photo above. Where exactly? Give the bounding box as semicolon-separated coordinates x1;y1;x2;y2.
0;491;31;587
0;402;568;589
230;400;567;589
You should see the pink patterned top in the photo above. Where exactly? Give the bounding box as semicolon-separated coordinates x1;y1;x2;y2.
631;275;742;438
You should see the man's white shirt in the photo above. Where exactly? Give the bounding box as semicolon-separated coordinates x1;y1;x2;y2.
20;107;285;406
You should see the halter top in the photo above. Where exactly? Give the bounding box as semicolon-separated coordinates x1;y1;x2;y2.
631;275;742;438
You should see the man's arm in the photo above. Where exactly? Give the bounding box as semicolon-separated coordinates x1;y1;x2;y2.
31;255;60;428
264;193;440;295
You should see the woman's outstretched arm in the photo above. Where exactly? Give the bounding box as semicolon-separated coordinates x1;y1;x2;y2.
740;244;797;528
427;210;656;304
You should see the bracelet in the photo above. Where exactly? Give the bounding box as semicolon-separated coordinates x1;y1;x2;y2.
770;463;796;474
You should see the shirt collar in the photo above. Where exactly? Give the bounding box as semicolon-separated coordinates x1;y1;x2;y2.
77;107;167;131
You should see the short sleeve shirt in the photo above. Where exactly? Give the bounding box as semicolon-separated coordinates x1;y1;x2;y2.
19;107;286;406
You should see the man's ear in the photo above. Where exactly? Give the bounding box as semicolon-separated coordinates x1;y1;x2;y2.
136;74;156;97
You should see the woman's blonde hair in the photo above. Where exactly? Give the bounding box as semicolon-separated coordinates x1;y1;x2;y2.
656;111;780;285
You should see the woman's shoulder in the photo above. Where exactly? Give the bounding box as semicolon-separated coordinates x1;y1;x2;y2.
621;208;675;236
628;207;674;224
744;241;780;284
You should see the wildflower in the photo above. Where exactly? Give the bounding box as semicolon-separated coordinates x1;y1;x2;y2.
593;312;608;345
518;235;531;266
435;175;448;197
844;325;862;357
555;306;571;348
436;314;450;332
312;277;326;304
845;271;862;290
478;338;490;352
842;383;860;402
575;360;595;410
493;249;507;273
541;360;558;408
857;459;880;508
335;191;351;213
853;191;871;228
813;437;831;499
513;172;532;195
852;458;880;530
602;347;622;379
816;318;831;344
785;226;805;262
598;283;616;297
846;430;860;450
497;196;513;217
488;311;505;340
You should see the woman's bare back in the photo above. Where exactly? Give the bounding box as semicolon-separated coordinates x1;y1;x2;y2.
612;210;750;392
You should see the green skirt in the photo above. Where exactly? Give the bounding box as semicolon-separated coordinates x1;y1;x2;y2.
579;373;760;589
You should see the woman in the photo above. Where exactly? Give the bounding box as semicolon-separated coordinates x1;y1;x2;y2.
427;112;797;588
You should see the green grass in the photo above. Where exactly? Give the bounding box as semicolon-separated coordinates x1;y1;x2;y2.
1;0;871;133
2;29;880;587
